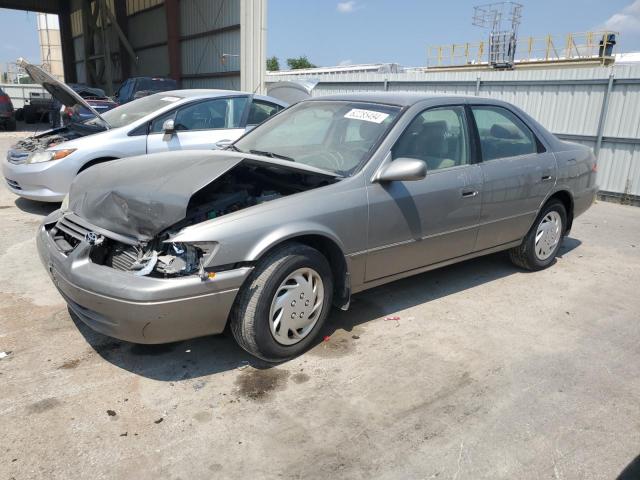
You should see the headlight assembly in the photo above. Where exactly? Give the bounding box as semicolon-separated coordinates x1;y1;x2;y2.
27;148;76;164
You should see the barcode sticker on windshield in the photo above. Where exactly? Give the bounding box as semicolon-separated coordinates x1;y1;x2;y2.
344;109;389;124
161;96;181;102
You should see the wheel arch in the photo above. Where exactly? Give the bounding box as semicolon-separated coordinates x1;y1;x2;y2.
249;230;351;310
77;156;118;174
546;189;574;234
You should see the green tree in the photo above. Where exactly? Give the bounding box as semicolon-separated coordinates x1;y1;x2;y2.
266;56;280;71
286;55;316;70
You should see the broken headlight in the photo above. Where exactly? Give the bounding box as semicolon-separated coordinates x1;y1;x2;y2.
27;148;76;164
60;193;70;211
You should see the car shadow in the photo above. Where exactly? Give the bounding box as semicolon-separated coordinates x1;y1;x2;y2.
14;197;59;216
617;454;640;479
73;237;582;381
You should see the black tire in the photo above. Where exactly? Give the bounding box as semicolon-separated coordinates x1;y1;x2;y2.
230;243;334;362
509;199;567;271
24;106;37;124
6;118;16;131
15;108;24;122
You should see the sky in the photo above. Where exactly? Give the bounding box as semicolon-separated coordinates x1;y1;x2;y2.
268;0;640;67
1;0;640;73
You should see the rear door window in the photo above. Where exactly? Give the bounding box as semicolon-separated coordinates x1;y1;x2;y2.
247;100;283;126
471;106;538;161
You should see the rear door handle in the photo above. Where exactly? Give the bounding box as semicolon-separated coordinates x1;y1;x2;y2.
541;175;553;181
461;190;478;198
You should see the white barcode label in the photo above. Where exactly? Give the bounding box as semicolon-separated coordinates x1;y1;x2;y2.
344;108;389;124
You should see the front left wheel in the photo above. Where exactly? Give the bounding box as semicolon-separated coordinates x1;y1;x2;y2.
230;243;333;361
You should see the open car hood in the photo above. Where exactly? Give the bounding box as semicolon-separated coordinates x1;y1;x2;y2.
68;150;338;242
17;58;110;128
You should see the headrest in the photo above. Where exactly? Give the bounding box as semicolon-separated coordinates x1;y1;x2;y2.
359;121;383;141
490;123;523;140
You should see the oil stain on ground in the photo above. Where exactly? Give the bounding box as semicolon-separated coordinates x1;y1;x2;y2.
27;398;61;414
235;367;290;401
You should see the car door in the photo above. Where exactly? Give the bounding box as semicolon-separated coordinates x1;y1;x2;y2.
365;105;483;281
470;105;557;251
146;96;249;153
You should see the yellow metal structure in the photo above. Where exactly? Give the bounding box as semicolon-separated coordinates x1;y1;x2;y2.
427;31;618;68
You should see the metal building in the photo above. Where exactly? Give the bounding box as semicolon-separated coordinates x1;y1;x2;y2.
0;0;266;94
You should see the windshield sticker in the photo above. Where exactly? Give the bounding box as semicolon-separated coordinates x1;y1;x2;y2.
344;108;389;124
160;96;181;102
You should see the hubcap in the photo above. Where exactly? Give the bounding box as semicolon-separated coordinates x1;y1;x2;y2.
534;211;562;261
269;268;324;346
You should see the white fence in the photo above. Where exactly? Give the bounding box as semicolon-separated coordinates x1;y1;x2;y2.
267;65;640;203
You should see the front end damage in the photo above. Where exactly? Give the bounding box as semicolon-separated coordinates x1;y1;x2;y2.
38;151;338;343
65;151;337;280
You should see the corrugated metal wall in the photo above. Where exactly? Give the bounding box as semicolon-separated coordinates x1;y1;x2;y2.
64;0;265;93
180;0;241;89
267;65;640;200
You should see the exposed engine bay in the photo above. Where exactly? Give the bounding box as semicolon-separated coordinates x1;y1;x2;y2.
85;162;335;278
11;123;102;154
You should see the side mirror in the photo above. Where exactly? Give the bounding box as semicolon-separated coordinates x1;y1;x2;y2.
162;118;175;134
214;139;233;150
375;157;427;183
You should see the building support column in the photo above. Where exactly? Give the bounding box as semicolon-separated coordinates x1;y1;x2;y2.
59;1;76;83
165;0;181;84
113;0;130;81
594;72;615;159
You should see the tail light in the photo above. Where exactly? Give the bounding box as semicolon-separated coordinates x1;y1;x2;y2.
0;95;10;104
592;163;598;173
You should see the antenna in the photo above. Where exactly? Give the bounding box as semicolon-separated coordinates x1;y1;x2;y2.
473;2;523;68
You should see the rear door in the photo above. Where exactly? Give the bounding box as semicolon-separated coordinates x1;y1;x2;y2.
470;105;557;251
146;96;249;153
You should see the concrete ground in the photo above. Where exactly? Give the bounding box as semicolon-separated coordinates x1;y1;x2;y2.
1;125;639;480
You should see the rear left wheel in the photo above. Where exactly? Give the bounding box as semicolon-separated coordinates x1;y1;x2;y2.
230;243;333;361
509;199;566;271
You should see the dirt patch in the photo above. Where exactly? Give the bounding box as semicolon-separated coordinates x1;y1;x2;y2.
309;328;362;358
58;358;81;369
194;411;212;423
235;367;290;401
27;397;61;414
291;372;310;384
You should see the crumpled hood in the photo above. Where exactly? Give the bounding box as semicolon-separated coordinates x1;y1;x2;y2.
69;151;242;241
68;150;337;242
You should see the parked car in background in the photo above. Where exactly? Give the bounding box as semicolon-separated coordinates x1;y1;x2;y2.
54;84;117;127
36;93;597;361
0;87;16;131
3;61;287;202
115;77;178;104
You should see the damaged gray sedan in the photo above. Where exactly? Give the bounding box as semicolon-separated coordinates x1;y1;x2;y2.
37;93;597;360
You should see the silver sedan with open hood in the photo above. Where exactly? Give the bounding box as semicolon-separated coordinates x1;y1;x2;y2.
37;93;598;360
3;59;286;202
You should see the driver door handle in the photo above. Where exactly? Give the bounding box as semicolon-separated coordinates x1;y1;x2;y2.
462;190;478;198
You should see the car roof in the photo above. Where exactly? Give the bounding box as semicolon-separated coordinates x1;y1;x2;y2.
154;89;287;106
308;92;482;107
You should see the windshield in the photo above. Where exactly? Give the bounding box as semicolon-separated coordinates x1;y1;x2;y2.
234;101;401;176
87;93;184;128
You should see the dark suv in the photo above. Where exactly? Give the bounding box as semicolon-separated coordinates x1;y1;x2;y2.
115;77;178;104
0;87;16;131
